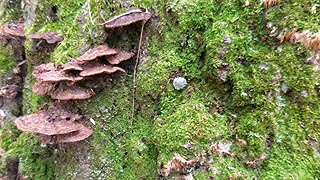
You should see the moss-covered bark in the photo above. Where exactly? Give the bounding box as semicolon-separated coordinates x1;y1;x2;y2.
1;0;320;179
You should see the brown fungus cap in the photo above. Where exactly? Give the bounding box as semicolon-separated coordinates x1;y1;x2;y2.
63;59;83;71
32;81;56;96
27;31;63;44
14;107;84;136
106;51;134;65
36;127;93;144
36;70;84;82
32;63;57;77
0;23;24;37
76;45;118;62
80;63;125;77
0;84;19;99
50;84;95;100
102;9;151;28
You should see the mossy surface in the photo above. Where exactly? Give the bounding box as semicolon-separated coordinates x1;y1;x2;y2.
0;46;15;77
0;0;23;24
1;0;320;179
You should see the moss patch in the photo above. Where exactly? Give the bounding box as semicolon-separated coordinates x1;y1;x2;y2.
0;46;15;76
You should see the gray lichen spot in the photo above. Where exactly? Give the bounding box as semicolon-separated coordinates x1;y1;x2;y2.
173;77;187;90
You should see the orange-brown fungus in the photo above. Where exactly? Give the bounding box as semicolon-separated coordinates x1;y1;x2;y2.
102;9;151;28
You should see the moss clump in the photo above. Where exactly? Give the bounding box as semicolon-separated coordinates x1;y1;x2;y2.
154;98;229;162
0;46;15;76
0;123;20;151
8;133;56;180
260;144;320;179
0;0;23;24
266;1;320;31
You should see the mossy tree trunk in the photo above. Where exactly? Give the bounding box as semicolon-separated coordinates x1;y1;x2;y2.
1;0;320;179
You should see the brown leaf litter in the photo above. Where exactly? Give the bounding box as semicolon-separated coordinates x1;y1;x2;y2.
162;154;205;177
209;141;234;156
262;0;281;8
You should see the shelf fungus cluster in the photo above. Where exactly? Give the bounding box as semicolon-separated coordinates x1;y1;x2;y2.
14;103;92;144
32;45;134;100
13;9;151;144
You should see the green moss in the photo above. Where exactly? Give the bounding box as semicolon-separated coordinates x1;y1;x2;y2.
3;0;319;179
266;1;320;31
0;0;23;24
260;144;320;179
0;46;15;76
154;98;229;163
8;133;56;180
0;123;20;151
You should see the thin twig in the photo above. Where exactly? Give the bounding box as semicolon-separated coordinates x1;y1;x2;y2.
87;0;95;25
131;21;145;127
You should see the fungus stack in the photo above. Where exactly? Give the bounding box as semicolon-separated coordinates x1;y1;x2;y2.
31;45;133;100
13;9;151;144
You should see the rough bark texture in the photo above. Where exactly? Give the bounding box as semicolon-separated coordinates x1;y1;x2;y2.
1;0;320;179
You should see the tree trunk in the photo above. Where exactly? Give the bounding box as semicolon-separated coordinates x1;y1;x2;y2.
1;0;320;179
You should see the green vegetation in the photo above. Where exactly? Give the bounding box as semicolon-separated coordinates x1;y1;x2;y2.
1;0;320;179
0;46;15;76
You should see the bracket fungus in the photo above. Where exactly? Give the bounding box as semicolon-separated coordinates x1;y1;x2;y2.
0;23;25;38
0;85;20;99
101;9;151;28
27;31;63;44
79;62;125;77
49;84;95;100
31;44;132;100
76;45;118;62
14;103;92;144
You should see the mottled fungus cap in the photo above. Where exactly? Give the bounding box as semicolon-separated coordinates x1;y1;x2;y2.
14;103;93;144
27;31;63;44
0;23;25;37
102;9;151;28
32;81;56;96
14;107;83;136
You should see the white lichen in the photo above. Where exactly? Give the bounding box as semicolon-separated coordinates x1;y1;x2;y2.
173;77;187;90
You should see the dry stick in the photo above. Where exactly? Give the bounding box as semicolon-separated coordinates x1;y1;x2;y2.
87;0;95;25
131;21;146;127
